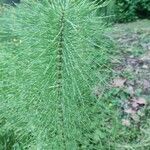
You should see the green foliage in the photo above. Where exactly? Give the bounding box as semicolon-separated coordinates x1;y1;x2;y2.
136;0;150;19
93;0;150;23
115;0;137;22
0;0;120;149
115;0;150;22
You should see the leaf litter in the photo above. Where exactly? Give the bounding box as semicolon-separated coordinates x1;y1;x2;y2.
110;26;150;127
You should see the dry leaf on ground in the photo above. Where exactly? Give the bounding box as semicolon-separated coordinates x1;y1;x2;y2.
124;108;136;115
143;79;150;90
133;97;147;105
131;114;140;122
112;78;126;88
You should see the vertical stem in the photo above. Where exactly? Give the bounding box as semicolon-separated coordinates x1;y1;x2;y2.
56;9;66;149
57;10;65;97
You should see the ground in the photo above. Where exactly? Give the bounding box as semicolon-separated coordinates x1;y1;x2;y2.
109;19;150;107
106;19;150;149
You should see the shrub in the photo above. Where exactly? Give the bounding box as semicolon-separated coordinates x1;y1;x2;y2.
115;0;150;22
114;0;137;22
136;0;150;19
93;0;150;23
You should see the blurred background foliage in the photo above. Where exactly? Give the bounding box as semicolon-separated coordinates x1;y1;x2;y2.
94;0;150;23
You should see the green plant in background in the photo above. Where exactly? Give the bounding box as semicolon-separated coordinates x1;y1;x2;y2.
136;0;150;19
0;0;120;149
115;0;150;23
93;0;150;23
115;0;137;23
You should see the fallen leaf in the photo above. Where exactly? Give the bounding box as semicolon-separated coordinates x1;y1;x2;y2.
122;119;131;127
136;98;146;105
124;108;136;115
112;78;126;88
142;64;148;69
143;79;150;90
131;97;146;110
131;114;140;122
131;101;139;109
